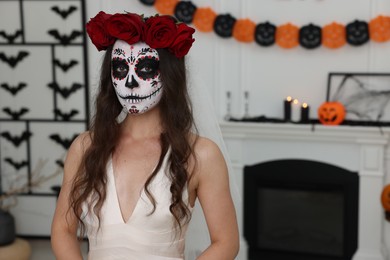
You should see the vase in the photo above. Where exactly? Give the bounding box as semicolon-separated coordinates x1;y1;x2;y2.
0;209;16;246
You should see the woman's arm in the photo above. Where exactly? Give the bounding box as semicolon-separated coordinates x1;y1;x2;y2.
194;138;239;260
51;132;90;260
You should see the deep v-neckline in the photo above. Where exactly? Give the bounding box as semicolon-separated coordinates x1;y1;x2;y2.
109;157;145;224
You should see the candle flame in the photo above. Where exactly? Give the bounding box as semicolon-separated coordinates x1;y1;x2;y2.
302;103;308;108
286;96;292;101
293;99;299;104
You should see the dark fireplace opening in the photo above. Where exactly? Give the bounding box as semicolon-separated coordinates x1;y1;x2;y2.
244;160;359;260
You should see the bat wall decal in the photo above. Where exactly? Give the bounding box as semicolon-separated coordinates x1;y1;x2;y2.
54;108;79;121
3;107;29;120
1;82;27;95
0;131;32;147
0;30;22;43
0;51;29;68
49;133;78;149
47;82;83;99
51;5;77;19
4;157;28;170
55;159;64;168
47;29;82;45
54;59;78;72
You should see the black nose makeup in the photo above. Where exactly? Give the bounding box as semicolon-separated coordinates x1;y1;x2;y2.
125;75;139;89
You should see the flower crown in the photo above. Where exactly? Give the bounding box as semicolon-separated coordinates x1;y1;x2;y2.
86;11;196;58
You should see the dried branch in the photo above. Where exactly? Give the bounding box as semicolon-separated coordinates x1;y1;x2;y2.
0;158;63;211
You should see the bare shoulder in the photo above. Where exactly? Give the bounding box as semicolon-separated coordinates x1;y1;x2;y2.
63;131;92;181
192;135;228;179
193;136;224;162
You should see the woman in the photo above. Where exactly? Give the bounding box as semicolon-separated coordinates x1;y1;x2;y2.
51;12;239;260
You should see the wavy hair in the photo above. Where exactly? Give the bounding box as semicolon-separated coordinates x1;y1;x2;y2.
69;45;196;237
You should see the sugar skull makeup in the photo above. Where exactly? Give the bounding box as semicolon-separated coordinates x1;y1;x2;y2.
111;40;162;115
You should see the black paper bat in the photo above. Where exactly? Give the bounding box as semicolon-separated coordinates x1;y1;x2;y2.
3;107;29;120
4;157;28;170
55;159;64;168
51;5;77;19
0;51;29;68
0;30;22;43
49;133;78;149
1;82;27;95
47;82;83;99
54;108;79;121
54;59;78;72
0;131;32;147
47;29;82;45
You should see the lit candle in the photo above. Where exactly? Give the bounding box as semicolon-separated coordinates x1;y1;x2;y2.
291;99;300;122
284;96;292;121
301;102;310;123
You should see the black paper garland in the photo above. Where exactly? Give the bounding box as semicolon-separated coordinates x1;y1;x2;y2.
346;20;369;46
299;24;322;49
140;0;155;6
214;14;236;38
174;1;197;24
255;22;276;47
139;0;390;50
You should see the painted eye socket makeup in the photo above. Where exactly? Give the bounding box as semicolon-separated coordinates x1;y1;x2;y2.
135;57;159;80
112;58;129;80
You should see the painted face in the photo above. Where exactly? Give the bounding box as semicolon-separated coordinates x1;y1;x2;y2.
111;40;162;115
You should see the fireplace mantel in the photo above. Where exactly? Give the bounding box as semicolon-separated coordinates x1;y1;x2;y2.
220;121;390;260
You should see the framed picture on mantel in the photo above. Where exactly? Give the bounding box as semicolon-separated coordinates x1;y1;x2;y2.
326;72;390;125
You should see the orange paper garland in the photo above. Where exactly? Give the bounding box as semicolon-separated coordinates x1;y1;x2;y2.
142;0;390;50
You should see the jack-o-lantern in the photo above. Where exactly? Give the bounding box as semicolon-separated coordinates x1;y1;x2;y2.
233;19;256;43
346;20;369;46
174;1;197;24
193;7;217;32
317;101;346;125
299;23;322;49
381;184;390;212
255;22;276;47
275;23;299;49
214;14;236;38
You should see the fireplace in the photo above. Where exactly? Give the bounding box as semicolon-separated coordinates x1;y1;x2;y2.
220;122;389;260
244;159;359;260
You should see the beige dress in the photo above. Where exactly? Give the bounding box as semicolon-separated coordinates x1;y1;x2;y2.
82;153;192;260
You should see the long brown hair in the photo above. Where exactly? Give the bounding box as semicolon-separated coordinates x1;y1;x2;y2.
69;45;196;236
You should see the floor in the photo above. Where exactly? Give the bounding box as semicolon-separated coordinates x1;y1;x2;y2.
28;239;88;260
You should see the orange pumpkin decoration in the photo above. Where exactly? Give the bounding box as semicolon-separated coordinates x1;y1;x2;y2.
369;15;390;43
322;22;346;49
275;23;299;49
193;7;217;33
233;19;256;43
317;101;346;125
381;184;390;211
154;0;179;15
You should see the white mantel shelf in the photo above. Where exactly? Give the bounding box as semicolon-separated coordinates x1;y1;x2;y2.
220;121;390;145
219;121;390;260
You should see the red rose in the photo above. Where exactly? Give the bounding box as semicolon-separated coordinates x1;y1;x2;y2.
169;23;195;58
86;11;115;51
144;15;177;49
105;13;144;44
